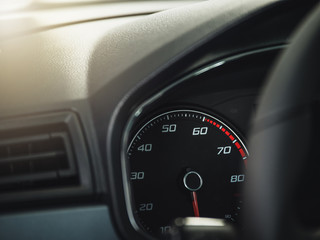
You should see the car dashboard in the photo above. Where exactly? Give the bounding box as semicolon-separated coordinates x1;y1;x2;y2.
0;0;319;239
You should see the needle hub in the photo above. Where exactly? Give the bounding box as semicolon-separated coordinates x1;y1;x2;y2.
183;171;203;192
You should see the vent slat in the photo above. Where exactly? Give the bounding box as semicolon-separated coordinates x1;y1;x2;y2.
0;134;49;146
0;151;65;164
0;171;58;185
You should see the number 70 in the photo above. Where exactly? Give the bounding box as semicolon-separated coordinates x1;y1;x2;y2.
217;146;231;155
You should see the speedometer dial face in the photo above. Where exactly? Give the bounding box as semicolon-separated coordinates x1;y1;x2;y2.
126;109;248;238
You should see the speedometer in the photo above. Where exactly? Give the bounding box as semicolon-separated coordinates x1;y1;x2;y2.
126;109;248;238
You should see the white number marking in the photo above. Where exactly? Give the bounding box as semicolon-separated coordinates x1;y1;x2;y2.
192;127;208;135
217;146;232;155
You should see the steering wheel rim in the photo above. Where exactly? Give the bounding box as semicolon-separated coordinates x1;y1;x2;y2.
246;3;320;240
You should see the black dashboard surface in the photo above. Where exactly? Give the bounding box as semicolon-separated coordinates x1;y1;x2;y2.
0;0;319;239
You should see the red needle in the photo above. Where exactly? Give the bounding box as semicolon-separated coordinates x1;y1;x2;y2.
192;191;200;217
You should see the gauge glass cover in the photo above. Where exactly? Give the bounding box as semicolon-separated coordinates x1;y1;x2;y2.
126;109;248;237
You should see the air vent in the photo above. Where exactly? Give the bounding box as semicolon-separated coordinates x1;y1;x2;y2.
0;112;92;204
0;132;77;192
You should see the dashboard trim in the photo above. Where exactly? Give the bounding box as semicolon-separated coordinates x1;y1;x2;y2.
120;45;285;238
129;44;285;124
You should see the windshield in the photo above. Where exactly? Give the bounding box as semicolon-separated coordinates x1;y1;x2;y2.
0;0;197;12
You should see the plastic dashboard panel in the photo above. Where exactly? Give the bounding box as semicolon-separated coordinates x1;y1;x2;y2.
0;0;319;240
103;1;318;239
111;46;283;240
0;205;118;240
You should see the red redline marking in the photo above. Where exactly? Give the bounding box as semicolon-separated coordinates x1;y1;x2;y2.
201;118;247;168
201;119;245;161
239;149;246;158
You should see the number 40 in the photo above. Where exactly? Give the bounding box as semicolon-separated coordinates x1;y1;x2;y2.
138;144;152;152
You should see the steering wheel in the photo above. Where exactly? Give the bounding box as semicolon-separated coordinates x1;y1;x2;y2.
247;2;320;240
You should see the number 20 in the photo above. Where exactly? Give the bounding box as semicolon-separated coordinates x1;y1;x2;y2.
139;203;153;211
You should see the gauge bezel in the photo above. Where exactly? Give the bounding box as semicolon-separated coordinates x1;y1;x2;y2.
116;46;284;240
122;106;249;236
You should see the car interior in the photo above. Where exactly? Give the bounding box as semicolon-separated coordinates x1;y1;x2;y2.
1;0;320;239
